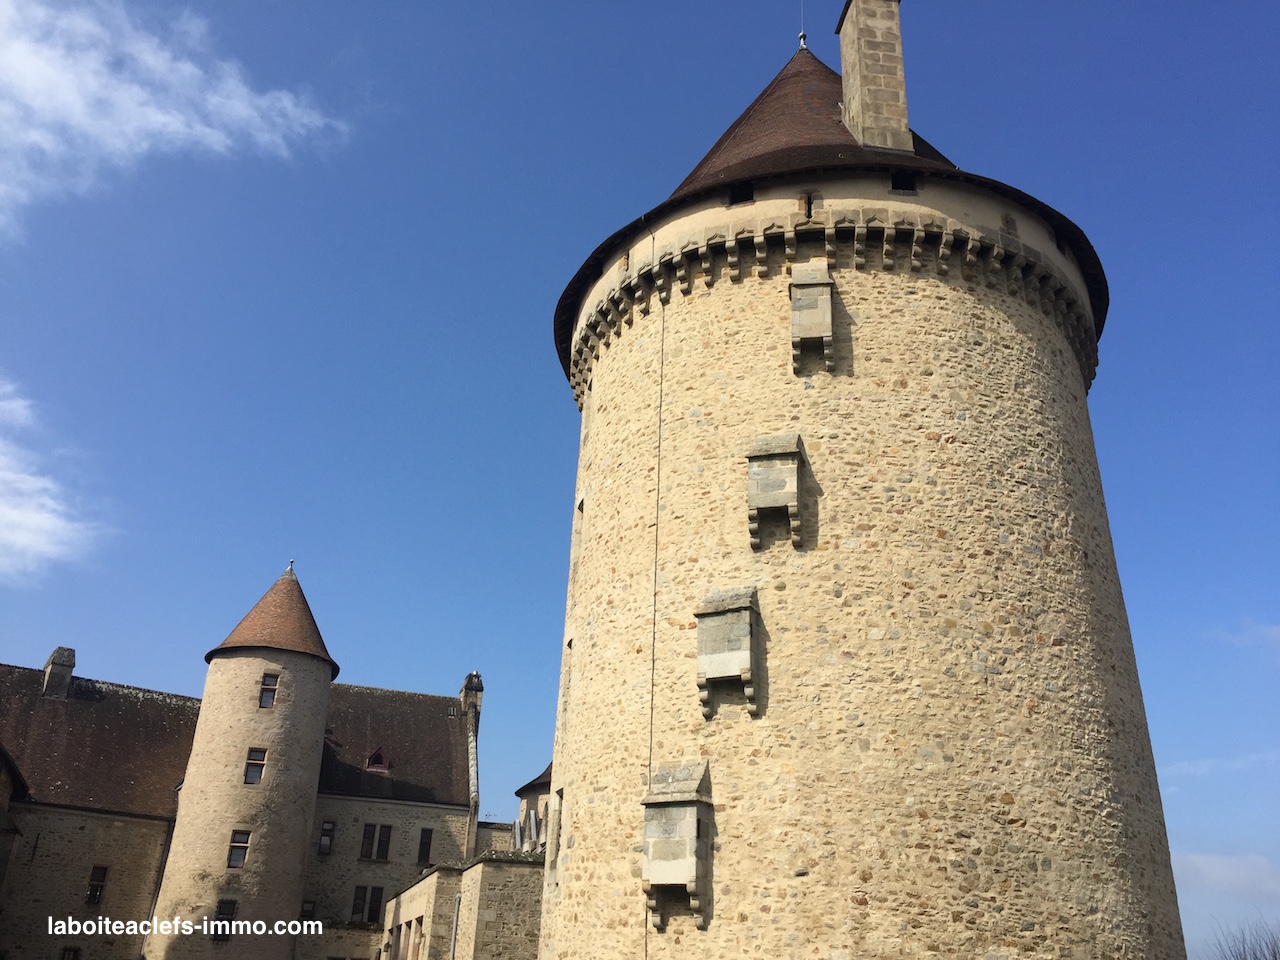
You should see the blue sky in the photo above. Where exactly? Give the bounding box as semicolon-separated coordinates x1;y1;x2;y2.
0;1;1276;954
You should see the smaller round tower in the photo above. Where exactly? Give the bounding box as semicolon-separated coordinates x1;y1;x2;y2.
144;567;338;960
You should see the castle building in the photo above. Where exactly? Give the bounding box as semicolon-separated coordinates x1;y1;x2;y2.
0;567;501;960
541;1;1186;957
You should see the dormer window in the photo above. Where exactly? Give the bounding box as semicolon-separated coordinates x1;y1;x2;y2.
366;747;389;772
259;674;278;708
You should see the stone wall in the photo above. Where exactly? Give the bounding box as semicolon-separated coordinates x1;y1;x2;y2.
0;804;170;960
453;857;543;960
301;795;471;929
541;177;1185;959
476;820;514;854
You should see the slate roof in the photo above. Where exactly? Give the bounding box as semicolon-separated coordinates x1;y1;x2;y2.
0;665;199;820
206;567;340;679
671;49;954;203
320;684;471;807
554;49;1109;375
514;762;552;799
0;665;472;818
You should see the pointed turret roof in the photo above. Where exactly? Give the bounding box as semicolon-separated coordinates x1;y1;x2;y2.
553;46;1108;374
205;567;339;679
670;48;953;204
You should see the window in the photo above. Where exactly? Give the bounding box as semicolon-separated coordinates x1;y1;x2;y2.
890;170;918;194
728;181;754;205
244;748;266;784
367;886;384;924
366;747;388;771
318;820;335;855
212;899;237;943
300;900;315;920
227;830;251;868
360;823;391;861
60;948;82;960
350;886;367;922
84;865;107;905
259;673;279;708
417;828;433;865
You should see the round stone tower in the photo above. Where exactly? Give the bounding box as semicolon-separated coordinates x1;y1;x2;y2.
145;566;337;959
540;3;1185;958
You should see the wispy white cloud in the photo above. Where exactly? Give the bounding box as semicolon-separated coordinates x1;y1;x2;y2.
0;0;343;233
1214;621;1280;655
1173;852;1280;905
0;378;97;582
1164;750;1280;778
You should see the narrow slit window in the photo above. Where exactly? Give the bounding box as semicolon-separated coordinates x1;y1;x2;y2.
259;673;279;709
417;828;434;865
84;865;107;905
376;825;392;861
360;823;376;859
300;900;315;920
227;830;251;868
244;748;267;784
318;821;335;855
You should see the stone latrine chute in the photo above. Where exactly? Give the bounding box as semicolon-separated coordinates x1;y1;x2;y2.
695;589;763;719
641;762;712;931
747;433;805;550
790;259;835;375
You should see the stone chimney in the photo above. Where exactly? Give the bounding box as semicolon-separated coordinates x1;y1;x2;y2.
837;0;913;152
42;646;75;698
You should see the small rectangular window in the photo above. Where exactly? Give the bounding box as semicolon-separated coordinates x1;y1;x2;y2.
227;830;251;868
417;828;433;865
367;886;384;924
212;899;237;943
84;865;107;905
300;900;315;920
728;181;754;205
60;947;82;960
259;673;279;709
376;825;392;861
318;820;335;855
244;748;267;784
360;823;376;859
351;885;367;922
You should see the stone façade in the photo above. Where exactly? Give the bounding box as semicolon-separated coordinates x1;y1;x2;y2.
538;2;1187;958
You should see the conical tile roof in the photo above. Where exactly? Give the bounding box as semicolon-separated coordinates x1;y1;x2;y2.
553;48;1109;375
205;567;339;679
670;48;952;203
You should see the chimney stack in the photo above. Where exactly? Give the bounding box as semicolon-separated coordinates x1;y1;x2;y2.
42;646;75;698
837;0;913;152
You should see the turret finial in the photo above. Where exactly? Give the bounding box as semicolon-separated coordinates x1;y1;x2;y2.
799;30;808;50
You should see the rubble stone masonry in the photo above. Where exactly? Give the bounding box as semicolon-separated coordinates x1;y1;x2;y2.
541;179;1185;959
